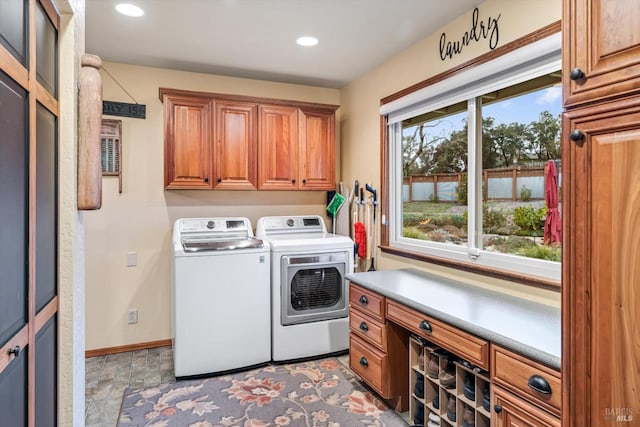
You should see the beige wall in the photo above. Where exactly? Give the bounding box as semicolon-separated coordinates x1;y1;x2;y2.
57;0;86;424
340;0;562;304
85;64;340;350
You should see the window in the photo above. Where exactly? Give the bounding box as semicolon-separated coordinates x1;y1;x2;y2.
101;119;122;193
383;32;561;282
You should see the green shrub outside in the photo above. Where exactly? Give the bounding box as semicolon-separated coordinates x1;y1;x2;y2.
513;205;547;235
520;185;532;201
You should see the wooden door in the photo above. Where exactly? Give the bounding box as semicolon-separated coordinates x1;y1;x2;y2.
493;387;561;427
214;101;257;190
564;0;640;107
0;1;59;426
163;95;213;189
562;98;640;427
299;109;336;190
258;105;299;190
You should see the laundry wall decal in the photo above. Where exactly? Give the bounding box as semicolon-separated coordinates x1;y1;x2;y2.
439;7;501;61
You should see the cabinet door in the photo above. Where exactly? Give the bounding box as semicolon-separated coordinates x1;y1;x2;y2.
215;101;257;190
258;105;299;190
299;109;335;190
563;98;640;427
564;0;640;107
493;387;561;427
164;96;213;189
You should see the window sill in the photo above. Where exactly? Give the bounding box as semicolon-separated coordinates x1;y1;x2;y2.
379;245;561;291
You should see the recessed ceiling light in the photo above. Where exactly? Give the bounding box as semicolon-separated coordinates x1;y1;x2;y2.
296;36;318;47
115;3;144;17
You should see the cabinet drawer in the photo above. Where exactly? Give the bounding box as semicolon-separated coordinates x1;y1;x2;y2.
386;299;489;370
349;283;385;321
349;334;389;398
491;345;562;416
349;309;387;351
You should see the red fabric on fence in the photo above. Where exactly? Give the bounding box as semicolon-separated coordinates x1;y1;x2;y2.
544;160;562;245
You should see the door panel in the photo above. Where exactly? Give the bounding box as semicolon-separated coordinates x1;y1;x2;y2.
258;105;299;190
35;1;57;97
214;101;257;189
0;348;28;427
35;316;56;427
35;103;57;313
0;0;27;65
0;71;28;347
564;100;640;426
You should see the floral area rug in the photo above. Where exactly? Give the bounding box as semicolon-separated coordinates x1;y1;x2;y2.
117;357;407;427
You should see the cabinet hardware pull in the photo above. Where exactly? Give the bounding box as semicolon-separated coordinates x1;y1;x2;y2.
528;374;552;394
292;179;296;184
569;68;585;81
302;179;307;185
204;178;209;183
419;320;432;333
570;130;585;144
359;295;368;305
217;178;222;183
359;357;368;367
7;345;20;357
494;404;502;414
359;322;368;332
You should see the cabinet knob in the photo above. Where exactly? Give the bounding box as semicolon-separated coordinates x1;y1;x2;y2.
359;295;368;305
570;130;585;144
292;179;296;184
359;322;368;332
204;177;209;183
569;68;585;81
359;356;369;367
528;375;552;394
302;179;307;185
217;178;222;183
7;345;20;357
494;404;502;414
419;320;432;333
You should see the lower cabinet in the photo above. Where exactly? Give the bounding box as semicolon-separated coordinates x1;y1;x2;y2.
492;387;561;427
491;345;561;427
348;283;562;426
348;283;408;411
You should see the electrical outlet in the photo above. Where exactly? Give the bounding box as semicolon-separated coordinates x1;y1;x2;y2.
127;309;138;324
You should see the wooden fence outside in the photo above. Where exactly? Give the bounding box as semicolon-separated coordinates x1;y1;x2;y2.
403;166;558;202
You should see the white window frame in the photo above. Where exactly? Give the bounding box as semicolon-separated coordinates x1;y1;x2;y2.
384;33;561;282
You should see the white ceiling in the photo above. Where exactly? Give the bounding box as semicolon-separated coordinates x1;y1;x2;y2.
85;0;479;89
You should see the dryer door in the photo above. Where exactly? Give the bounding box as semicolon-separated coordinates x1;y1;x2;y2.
281;252;349;325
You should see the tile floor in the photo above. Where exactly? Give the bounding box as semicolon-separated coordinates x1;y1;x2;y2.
85;346;175;427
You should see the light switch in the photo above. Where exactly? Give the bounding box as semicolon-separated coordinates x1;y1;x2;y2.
127;251;137;267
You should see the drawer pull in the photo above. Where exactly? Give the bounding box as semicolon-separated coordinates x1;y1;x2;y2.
360;356;369;367
419;320;432;333
528;374;552;395
494;404;502;414
359;295;368;305
359;322;368;332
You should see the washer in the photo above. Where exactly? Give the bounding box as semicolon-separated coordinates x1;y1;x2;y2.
256;215;354;361
172;217;270;377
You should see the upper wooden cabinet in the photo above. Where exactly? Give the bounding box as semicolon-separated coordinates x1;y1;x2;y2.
563;0;640;107
160;88;338;191
162;93;213;189
215;101;258;190
299;108;336;190
258;105;299;190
